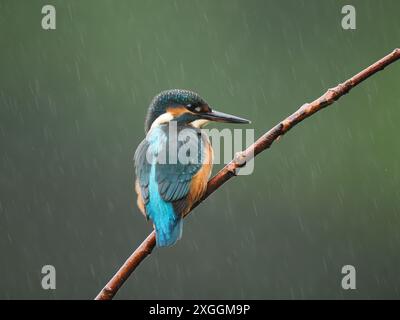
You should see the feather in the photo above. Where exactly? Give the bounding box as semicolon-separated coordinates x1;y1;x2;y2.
134;124;211;246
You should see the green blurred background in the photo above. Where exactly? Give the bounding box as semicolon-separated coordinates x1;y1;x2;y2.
0;0;399;299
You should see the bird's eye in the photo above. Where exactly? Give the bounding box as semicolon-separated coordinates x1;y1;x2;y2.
186;104;202;113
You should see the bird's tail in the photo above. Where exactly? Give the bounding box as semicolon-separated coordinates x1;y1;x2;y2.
147;165;183;247
154;214;183;247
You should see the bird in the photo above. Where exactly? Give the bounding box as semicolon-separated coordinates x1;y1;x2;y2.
134;89;250;247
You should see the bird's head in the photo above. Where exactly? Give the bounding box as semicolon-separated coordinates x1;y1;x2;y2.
145;89;250;133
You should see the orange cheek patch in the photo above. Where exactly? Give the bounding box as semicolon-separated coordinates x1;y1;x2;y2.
167;106;188;117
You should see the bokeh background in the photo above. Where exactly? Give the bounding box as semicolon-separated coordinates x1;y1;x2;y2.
1;0;399;299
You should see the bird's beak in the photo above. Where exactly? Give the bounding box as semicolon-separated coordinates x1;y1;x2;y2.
200;109;251;124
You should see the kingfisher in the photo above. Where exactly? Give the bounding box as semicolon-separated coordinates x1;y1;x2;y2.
134;89;250;247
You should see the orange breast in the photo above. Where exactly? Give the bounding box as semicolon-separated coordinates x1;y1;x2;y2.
185;135;213;214
135;179;147;218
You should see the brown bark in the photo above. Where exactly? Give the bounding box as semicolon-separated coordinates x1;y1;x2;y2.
95;48;400;300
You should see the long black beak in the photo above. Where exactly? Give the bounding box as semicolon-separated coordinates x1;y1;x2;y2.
201;110;251;124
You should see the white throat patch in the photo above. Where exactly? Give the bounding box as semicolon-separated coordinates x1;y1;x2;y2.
150;112;174;131
191;119;210;128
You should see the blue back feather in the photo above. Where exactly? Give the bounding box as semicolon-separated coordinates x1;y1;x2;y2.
147;164;182;247
134;124;206;247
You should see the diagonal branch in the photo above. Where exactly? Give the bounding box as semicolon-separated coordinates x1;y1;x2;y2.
95;48;400;300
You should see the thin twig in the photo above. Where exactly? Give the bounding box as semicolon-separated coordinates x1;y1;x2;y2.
95;48;400;300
